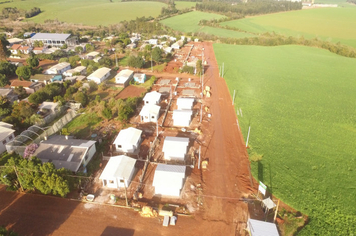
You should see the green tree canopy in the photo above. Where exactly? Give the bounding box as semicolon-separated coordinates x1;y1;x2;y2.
0;73;10;87
15;66;32;81
127;56;144;69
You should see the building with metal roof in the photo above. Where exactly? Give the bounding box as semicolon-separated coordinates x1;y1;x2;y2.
115;69;134;87
30;33;78;47
139;104;160;123
87;67;111;84
247;219;280;236
45;62;71;75
173;109;192;127
99;155;137;189
162;136;189;161
32;135;96;172
143;91;161;105
177;97;194;110
153;164;186;197
113;127;142;154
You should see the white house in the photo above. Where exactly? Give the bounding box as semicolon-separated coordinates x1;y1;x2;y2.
164;47;173;54
143;91;161;105
113;127;142;154
139;104;160;123
162;136;189;161
171;40;183;50
87;67;111;84
45;62;71;75
0;122;15;154
30;33;78;47
63;66;86;77
85;51;100;60
173;110;192;127
247;219;280;236
149;39;158;45
32;135;96;172
115;69;134;87
39;102;60;114
10;44;21;54
152;164;186;197
177;97;194;110
99;155;137;189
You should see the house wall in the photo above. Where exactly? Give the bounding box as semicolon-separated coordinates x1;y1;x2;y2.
155;186;181;197
102;178;118;188
164;150;186;161
82;144;96;167
0;133;15;154
173;118;190;127
141;112;158;123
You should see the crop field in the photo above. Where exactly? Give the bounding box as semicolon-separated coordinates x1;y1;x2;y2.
213;44;356;234
220;8;356;48
0;0;165;26
160;11;254;38
175;1;196;9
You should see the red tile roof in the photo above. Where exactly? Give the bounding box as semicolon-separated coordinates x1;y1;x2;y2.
10;80;33;88
11;44;21;50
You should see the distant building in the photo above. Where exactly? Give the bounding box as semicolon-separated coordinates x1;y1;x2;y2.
113;127;142;154
24;32;36;38
30;74;63;85
30;33;78;47
133;73;146;84
139;104;160;123
63;66;86;77
143;91;161;105
10;80;44;94
10;44;21;54
149;39;158;45
115;69;134;87
153;164;186;197
0;122;15;154
162;136;189;161
247;219;280;236
0;88;18;103
45;62;71;75
87;67;111;84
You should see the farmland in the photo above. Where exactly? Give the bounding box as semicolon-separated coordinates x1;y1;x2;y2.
213;44;356;234
175;1;196;9
0;0;165;26
220;8;356;48
160;11;254;38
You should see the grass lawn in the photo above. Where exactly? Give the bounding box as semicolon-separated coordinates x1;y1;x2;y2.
161;11;255;38
213;44;356;235
175;1;196;9
221;8;356;48
64;112;102;138
1;0;165;26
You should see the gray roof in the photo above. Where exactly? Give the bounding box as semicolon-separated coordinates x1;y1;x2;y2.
31;33;71;41
0;88;12;96
248;219;279;236
33;135;96;172
0;122;15;141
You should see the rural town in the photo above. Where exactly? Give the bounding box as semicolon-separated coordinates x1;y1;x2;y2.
0;0;355;235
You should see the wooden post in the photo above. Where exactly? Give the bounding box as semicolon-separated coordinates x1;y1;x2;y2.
123;178;128;207
274;200;280;223
246;126;251;148
13;166;24;192
232;90;236;105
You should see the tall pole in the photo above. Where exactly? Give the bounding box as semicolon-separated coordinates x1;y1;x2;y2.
198;146;201;169
246;126;251;148
123;178;128;207
150;51;153;72
274;200;280;223
232;89;236;105
200;104;203;123
115;52;118;67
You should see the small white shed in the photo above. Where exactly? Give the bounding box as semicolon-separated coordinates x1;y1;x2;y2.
176;98;194;110
139;104;160;123
113;127;142;153
162;136;189;161
87;67;111;84
247;219;280;236
173;110;192;127
99;155;136;189
143;91;161;105
152;164;186;197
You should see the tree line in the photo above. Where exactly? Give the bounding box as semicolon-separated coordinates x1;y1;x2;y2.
196;1;302;18
1;7;41;20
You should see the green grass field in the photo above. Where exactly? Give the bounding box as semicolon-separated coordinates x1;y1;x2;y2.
221;8;356;48
175;1;196;9
160;11;254;38
213;44;356;234
1;0;165;26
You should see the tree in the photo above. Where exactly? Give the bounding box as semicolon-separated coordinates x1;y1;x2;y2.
74;91;88;107
152;47;163;64
0;61;16;76
69;55;80;68
26;55;39;68
75;46;83;54
14;86;28;99
0;95;11;117
59;57;69;63
28;91;48;105
102;107;112;120
85;43;95;52
33;40;44;47
196;59;203;75
0;35;10;60
0;226;18;236
0;73;9;87
127;56;144;69
16;66;32;80
11;101;35;120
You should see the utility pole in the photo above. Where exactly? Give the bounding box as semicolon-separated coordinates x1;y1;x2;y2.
232;89;236;105
123;178;128;207
156;121;159;137
246;126;251;148
200;104;203;123
150;51;153;72
274;200;280;223
13;165;24;192
198;146;201;169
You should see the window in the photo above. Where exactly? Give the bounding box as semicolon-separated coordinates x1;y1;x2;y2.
9;135;13;140
151;116;155;119
145;116;148;119
109;180;114;184
2;140;6;145
120;179;124;183
118;145;122;148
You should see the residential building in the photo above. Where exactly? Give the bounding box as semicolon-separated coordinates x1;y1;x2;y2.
143;91;161;105
8;38;23;45
162;136;189;161
152;164;186;197
113;127;142;154
33;135;96;172
10;80;44;94
115;69;134;87
0;88;18;103
45;62;71;75
99;155;137;189
133;73;146;84
177;97;194;110
19;45;32;54
85;51;100;60
10;44;21;54
172;110;192;127
32;47;45;54
63;66;86;77
38;102;60;114
247;219;280;236
87;67;111;84
139;104;160;123
0;122;15;154
30;33;78;47
30;74;63;85
149;39;158;45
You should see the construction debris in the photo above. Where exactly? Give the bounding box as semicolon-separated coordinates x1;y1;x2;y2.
202;160;209;169
139;206;158;218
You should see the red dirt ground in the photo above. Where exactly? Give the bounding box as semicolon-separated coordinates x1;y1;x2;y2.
0;42;255;236
115;85;146;99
